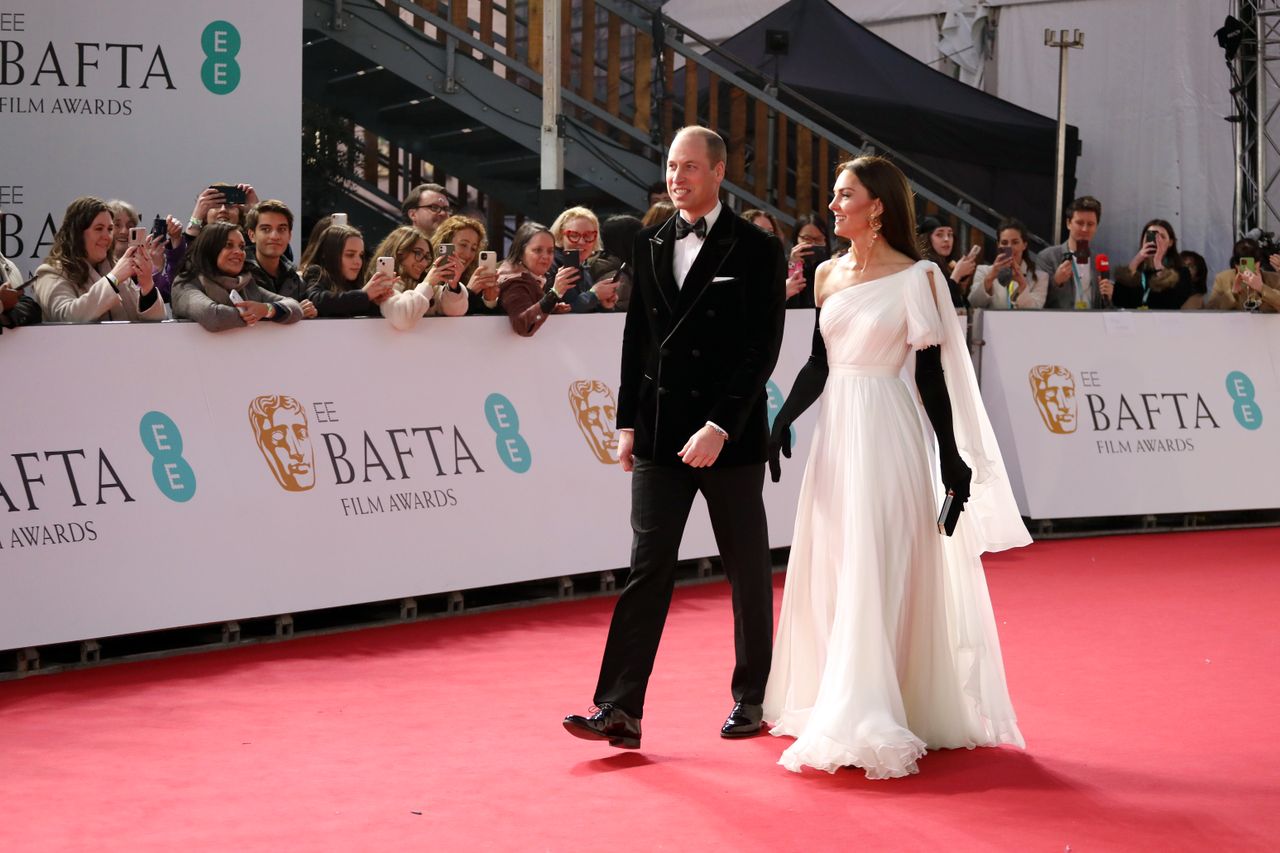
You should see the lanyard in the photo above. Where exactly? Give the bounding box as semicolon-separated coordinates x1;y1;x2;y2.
1069;259;1087;309
1140;270;1151;306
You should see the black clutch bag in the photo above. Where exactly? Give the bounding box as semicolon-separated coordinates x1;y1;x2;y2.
937;491;963;536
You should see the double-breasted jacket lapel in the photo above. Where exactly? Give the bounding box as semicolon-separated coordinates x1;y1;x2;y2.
662;211;738;346
647;216;679;313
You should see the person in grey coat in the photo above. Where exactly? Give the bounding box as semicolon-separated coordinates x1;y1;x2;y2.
172;222;302;331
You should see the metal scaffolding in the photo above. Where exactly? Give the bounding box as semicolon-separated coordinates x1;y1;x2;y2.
1231;0;1280;238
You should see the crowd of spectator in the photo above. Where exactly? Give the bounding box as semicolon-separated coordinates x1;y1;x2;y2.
4;182;1280;339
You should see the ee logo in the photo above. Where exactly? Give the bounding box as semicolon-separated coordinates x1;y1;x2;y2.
201;20;241;95
485;393;532;473
139;412;197;502
1225;371;1263;430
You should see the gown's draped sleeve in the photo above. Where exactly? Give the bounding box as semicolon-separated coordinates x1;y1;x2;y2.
908;261;1032;556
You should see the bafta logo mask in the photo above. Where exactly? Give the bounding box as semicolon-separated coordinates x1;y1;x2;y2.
248;395;316;491
1028;365;1077;434
569;380;619;464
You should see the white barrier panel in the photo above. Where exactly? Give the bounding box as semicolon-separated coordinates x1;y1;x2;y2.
0;313;818;650
980;311;1280;518
0;1;302;277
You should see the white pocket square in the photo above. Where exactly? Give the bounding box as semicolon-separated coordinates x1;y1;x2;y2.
712;276;736;283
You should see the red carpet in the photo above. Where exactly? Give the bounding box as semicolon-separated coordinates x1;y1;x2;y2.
2;530;1278;852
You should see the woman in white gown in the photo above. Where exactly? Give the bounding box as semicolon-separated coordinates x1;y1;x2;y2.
763;157;1032;779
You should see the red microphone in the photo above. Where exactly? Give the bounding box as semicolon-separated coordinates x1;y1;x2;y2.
1095;253;1111;307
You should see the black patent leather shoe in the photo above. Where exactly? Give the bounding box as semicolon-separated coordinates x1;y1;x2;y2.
720;702;764;738
563;703;642;749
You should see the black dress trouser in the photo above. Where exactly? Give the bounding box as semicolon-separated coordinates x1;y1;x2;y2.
593;458;773;718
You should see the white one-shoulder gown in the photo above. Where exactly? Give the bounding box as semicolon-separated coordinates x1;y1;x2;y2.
764;260;1031;780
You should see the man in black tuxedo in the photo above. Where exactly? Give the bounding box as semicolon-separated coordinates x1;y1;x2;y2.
563;127;786;749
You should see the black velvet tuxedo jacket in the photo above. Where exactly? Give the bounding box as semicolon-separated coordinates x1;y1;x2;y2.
617;209;786;467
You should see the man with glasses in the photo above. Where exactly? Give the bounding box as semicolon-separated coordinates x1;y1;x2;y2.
401;183;453;235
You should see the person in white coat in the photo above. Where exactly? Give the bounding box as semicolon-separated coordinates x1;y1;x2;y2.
32;196;166;324
967;218;1047;310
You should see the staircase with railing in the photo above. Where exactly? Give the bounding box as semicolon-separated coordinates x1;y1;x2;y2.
303;0;1009;245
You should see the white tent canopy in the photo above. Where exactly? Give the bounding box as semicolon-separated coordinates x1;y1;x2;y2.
661;0;1236;273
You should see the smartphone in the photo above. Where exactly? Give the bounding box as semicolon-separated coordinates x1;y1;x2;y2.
229;289;243;304
967;244;982;258
129;226;148;247
150;215;166;240
997;246;1012;260
331;212;348;227
376;256;395;276
211;184;247;205
437;243;455;259
564;249;581;267
478;250;497;273
1240;257;1258;274
1074;239;1091;264
1145;229;1158;246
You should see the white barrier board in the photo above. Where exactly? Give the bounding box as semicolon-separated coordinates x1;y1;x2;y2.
0;313;818;649
980;311;1280;519
0;1;302;278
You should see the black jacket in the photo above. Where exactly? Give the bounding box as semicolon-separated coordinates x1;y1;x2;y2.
0;292;41;332
617;210;786;467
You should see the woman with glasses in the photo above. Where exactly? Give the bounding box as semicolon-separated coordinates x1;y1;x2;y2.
370;226;468;330
431;215;500;315
548;206;619;312
300;223;392;318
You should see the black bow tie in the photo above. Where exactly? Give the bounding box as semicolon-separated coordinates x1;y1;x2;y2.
674;216;707;240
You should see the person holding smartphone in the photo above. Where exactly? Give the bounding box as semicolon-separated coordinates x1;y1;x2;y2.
369;226;467;330
497;221;573;336
917;215;976;308
299;224;394;318
429;215;500;315
32;197;166;324
1207;237;1280;312
967;218;1047;310
549;206;618;312
782;213;831;309
1111;219;1194;310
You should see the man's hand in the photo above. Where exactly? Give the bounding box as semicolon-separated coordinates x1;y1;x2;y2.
678;424;726;468
1099;278;1114;301
1053;258;1074;286
617;428;635;473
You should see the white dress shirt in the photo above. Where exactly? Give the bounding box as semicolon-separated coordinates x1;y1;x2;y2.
672;201;722;289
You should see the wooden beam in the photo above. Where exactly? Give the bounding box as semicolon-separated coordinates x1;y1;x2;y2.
662;45;675;145
606;15;621;118
776;113;788;214
728;89;746;185
817;136;830;202
795;124;812;214
633;27;652;133
706;73;718;135
684;61;698;129
528;0;542;75
753;99;768;200
581;0;596;105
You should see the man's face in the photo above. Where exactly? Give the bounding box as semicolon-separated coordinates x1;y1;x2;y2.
408;190;451;234
666;133;724;217
258;404;314;490
253;212;292;263
1066;211;1098;246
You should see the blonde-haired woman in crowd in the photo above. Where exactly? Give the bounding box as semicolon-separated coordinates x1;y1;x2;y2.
33;196;166;323
431;215;500;315
370;226;468;330
549;205;617;312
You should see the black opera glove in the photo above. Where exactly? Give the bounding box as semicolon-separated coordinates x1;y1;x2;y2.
768;308;829;483
915;345;972;506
